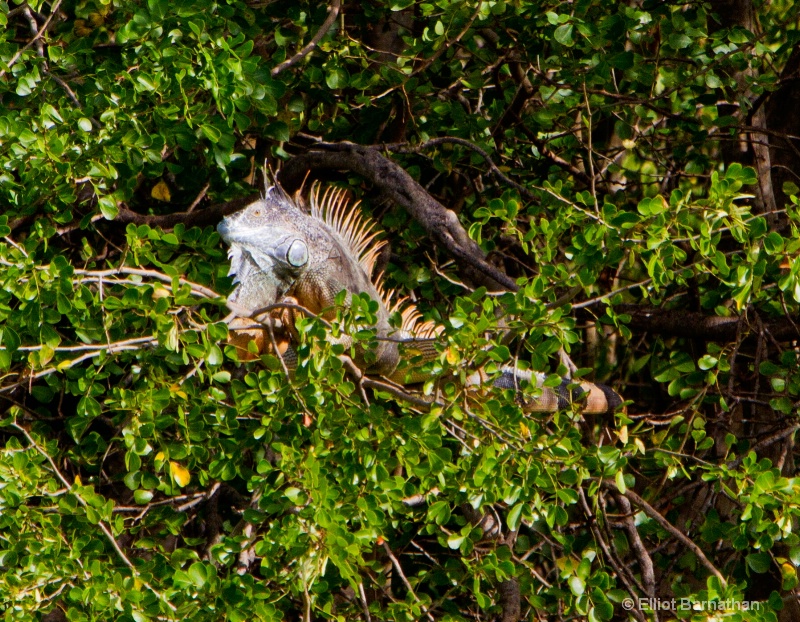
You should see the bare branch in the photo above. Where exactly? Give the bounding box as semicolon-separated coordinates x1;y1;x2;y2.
270;0;342;77
385;136;536;201
381;540;435;621
614;304;800;343
613;492;656;597
604;483;727;588
0;0;64;79
114;193;260;229
279;142;518;291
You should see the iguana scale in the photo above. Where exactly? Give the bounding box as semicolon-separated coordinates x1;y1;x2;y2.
217;184;623;414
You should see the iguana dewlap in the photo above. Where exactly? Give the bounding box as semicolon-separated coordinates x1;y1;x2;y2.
217;184;622;414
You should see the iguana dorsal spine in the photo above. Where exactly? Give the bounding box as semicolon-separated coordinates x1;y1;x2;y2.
218;183;622;413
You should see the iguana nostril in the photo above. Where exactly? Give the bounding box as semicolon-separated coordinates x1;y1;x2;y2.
286;239;308;267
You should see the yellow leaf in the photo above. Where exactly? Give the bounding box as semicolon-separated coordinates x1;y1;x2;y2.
445;347;458;365
617;425;628;444
169;385;188;399
152;285;171;299
170;461;191;487
151;180;171;202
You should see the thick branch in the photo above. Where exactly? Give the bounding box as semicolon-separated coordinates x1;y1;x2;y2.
384;136;536;201
616;305;800;342
613;492;656;597
278;142;518;291
751;105;779;228
114;193;259;229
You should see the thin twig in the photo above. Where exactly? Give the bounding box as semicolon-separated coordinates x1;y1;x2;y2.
17;336;156;353
186;183;210;213
358;582;373;622
271;0;342;77
604;483;727;587
385;136;535;201
411;3;481;77
579;489;648;622
726;424;800;469
0;0;64;79
72;266;219;300
381;541;435;621
12;421;178;615
1;340;157;394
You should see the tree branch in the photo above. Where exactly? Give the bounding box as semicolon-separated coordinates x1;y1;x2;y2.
0;0;64;79
114;193;260;229
613;492;656;597
278;142;518;291
270;0;342;77
615;305;800;342
384;136;537;201
604;483;727;588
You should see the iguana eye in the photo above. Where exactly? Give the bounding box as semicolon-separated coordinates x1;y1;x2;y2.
286;239;308;267
252;209;261;217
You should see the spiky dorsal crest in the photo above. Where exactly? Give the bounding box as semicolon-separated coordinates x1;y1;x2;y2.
311;182;440;340
378;280;441;339
310;183;386;277
397;303;440;339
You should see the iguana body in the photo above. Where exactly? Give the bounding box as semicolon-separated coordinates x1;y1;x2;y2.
218;184;622;414
218;185;401;376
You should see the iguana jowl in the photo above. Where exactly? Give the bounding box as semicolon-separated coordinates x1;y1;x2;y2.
218;184;623;413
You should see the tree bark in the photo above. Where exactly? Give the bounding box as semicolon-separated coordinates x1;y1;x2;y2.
279;143;518;292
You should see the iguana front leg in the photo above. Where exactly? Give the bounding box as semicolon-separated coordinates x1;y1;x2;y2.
227;309;292;362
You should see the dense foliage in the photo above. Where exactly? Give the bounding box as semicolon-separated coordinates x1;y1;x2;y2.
1;0;800;620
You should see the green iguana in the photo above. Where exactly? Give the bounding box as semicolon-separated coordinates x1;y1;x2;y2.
217;183;623;414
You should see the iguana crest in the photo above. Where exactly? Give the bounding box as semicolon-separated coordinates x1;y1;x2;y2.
217;182;622;413
310;185;385;279
218;183;437;375
309;184;438;338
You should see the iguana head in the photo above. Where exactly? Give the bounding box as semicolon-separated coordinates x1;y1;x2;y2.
217;187;310;303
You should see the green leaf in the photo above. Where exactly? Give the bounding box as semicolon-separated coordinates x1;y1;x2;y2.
763;232;784;254
698;355;718;370
569;575;585;596
669;33;692;49
97;195;119;220
188;562;208;588
200;124;222;143
615;470;626;494
554;24;574;46
507;503;524;531
77;396;102;419
3;327;20;352
447;534;466;549
746;552;772;573
134;489;154;504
